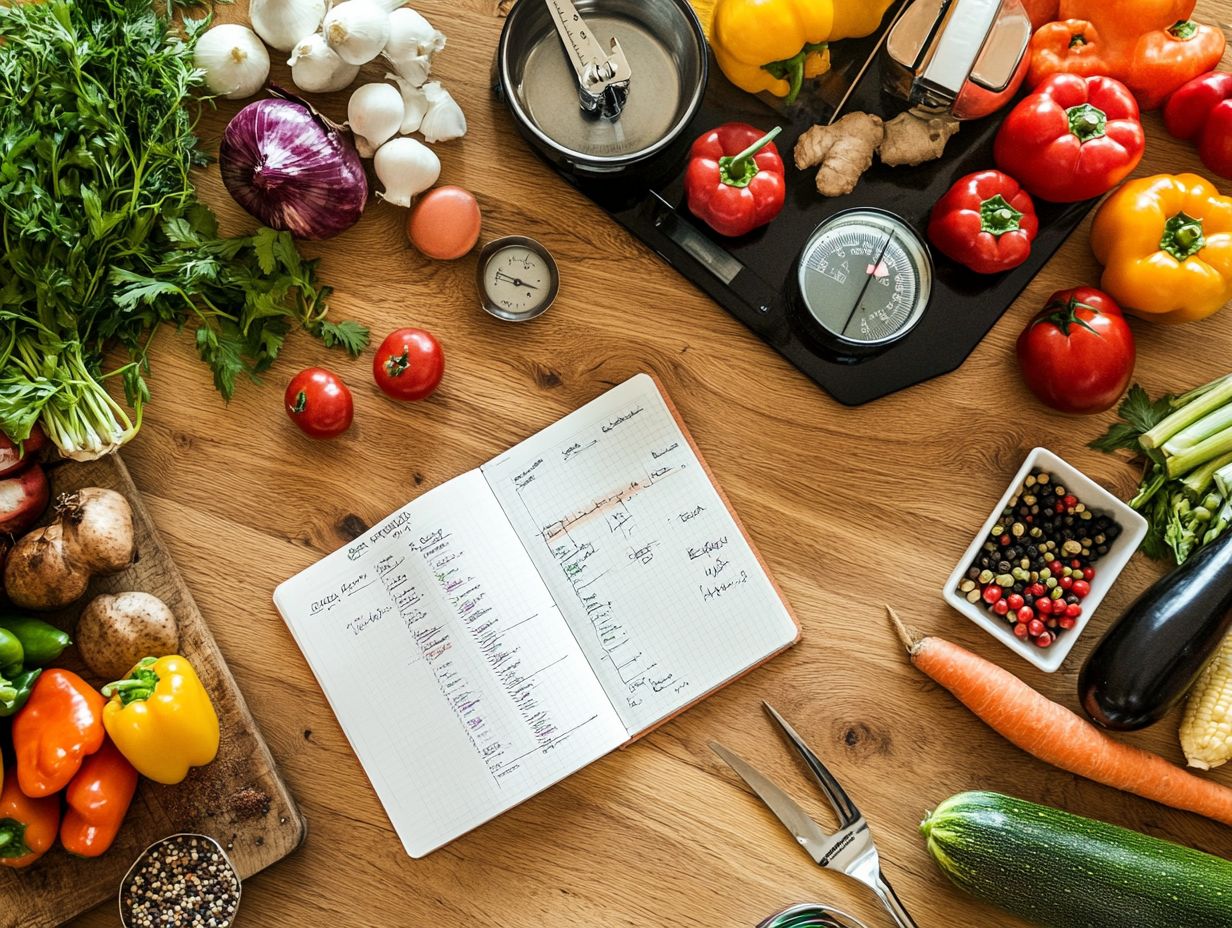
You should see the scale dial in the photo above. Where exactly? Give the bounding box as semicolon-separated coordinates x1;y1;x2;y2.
477;236;560;322
797;209;933;349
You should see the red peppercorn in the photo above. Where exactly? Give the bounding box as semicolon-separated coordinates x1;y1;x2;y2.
1060;576;1074;590
1000;534;1012;547
1035;631;1054;648
1017;605;1034;623
983;585;1003;604
1083;567;1095;581
1066;603;1082;619
1071;559;1083;569
1036;599;1052;616
1049;560;1063;574
993;599;1010;616
1028;618;1045;637
1046;618;1058;629
1064;494;1078;510
1013;622;1029;639
1072;580;1091;599
1059;616;1077;630
1007;594;1024;611
1027;583;1045;597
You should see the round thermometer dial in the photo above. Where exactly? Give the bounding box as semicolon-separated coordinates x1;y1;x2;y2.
797;209;933;349
477;236;560;322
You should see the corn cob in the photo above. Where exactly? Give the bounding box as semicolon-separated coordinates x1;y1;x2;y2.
1181;633;1232;770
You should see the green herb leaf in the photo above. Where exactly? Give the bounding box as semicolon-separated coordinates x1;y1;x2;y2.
316;319;370;356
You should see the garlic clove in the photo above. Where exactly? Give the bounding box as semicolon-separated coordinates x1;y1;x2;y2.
419;81;467;143
250;0;327;52
388;73;429;134
194;24;271;100
348;82;405;157
384;8;445;59
289;33;361;93
374;137;440;208
323;0;391;66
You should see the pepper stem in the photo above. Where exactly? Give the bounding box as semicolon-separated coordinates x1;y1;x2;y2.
102;656;161;706
979;194;1024;236
1169;19;1198;40
1069;30;1088;48
718;126;783;190
1065;102;1107;142
0;819;30;860
762;42;827;106
1160;211;1206;260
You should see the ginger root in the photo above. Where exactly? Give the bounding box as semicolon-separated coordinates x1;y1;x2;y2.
878;111;960;167
794;112;884;197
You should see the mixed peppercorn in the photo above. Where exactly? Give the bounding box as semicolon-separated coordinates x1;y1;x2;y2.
120;834;240;928
959;469;1122;649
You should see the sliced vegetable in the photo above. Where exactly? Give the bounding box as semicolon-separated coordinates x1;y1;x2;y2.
922;791;1232;928
220;96;368;241
1079;529;1232;730
61;738;139;858
927;170;1038;275
889;608;1232;826
373;328;444;402
0;774;59;869
5;487;136;611
13;669;106;797
1181;631;1232;769
77;592;180;682
284;368;354;440
103;656;220;785
994;74;1144;203
1016;287;1135;414
0;465;50;536
1164;71;1232;179
1091;172;1232;324
685;124;786;238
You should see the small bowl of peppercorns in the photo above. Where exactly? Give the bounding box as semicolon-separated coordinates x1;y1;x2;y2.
943;447;1147;673
120;833;242;928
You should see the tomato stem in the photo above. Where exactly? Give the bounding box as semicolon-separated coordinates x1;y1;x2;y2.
291;390;308;414
1042;295;1100;336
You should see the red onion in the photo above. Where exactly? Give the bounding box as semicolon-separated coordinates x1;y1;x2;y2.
219;97;367;240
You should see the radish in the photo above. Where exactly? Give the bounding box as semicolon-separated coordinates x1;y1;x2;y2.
0;425;47;479
0;465;50;535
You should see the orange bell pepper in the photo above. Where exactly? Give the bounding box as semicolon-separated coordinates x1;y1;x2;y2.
1059;0;1195;49
1125;20;1227;110
12;668;105;797
0;773;59;869
1028;19;1125;87
61;739;138;858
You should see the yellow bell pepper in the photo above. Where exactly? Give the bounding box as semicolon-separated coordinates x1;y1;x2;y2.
1091;173;1232;324
830;0;896;42
101;656;220;785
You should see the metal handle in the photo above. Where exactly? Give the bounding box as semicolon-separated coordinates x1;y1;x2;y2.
871;873;919;928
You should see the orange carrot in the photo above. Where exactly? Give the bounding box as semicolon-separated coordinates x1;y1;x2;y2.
888;607;1232;827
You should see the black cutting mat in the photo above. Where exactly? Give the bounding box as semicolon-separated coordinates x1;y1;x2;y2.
504;7;1096;405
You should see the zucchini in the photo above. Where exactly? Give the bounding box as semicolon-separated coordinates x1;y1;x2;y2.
920;791;1232;928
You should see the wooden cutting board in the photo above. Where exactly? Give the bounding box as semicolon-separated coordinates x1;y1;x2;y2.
0;453;305;928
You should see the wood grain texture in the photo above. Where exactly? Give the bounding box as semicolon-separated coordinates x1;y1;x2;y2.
2;456;304;928
56;1;1232;925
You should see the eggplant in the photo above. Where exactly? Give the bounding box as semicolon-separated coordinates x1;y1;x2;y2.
1079;530;1232;731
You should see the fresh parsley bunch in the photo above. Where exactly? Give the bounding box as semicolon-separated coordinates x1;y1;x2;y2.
0;0;367;459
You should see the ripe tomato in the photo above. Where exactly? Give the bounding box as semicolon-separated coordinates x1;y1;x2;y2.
1016;287;1135;414
285;368;354;439
372;328;444;402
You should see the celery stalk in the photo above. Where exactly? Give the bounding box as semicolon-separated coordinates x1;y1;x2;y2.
1181;451;1232;498
1163;404;1232;456
1141;376;1232;450
1167;424;1232;478
1217;462;1232;500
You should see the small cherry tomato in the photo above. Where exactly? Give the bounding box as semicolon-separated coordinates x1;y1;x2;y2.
373;328;444;402
285;368;354;439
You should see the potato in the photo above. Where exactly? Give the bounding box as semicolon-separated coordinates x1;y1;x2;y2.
77;591;179;680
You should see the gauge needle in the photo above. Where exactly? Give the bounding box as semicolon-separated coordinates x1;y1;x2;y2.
840;232;893;340
495;270;538;290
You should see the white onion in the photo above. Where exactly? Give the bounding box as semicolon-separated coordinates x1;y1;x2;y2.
194;24;270;100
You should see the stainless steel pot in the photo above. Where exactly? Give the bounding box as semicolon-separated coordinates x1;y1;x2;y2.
496;0;708;177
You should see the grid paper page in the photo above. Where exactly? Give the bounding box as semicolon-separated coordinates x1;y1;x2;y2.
482;374;798;734
273;469;628;857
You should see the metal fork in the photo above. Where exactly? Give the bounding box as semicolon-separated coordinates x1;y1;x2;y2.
710;703;919;928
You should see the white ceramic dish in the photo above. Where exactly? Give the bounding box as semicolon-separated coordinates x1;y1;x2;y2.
942;447;1148;673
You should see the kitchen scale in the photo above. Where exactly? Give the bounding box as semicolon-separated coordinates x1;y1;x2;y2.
495;0;1096;405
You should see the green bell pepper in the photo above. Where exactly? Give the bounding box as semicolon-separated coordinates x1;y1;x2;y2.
0;616;70;667
0;668;41;717
0;629;23;679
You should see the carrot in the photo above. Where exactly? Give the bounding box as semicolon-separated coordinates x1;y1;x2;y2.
888;607;1232;827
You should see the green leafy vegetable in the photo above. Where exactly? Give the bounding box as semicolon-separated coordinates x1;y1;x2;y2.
0;0;367;459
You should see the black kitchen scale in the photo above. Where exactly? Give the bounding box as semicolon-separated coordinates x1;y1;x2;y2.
495;0;1096;405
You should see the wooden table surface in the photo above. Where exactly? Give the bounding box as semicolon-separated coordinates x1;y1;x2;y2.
67;2;1232;925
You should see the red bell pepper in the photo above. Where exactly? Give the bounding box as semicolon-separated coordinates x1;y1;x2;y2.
61;738;139;858
684;123;786;238
12;668;106;797
928;171;1040;275
1164;71;1232;179
0;774;59;869
1125;20;1227;110
994;74;1145;203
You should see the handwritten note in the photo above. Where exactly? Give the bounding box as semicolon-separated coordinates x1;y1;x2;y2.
483;374;798;734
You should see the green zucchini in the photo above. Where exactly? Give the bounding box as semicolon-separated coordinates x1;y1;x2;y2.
920;791;1232;928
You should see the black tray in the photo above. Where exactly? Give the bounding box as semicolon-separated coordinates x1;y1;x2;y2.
503;7;1095;405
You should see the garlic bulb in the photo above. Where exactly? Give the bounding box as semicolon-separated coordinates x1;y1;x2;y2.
289;33;360;93
249;0;327;52
194;24;270;100
348;82;405;158
388;73;429;134
374;137;440;207
323;0;391;66
383;8;445;86
373;0;408;11
420;82;467;143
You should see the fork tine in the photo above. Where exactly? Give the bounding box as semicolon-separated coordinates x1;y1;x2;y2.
763;702;861;827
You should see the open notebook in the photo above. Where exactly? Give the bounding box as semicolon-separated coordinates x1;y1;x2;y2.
274;373;799;856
